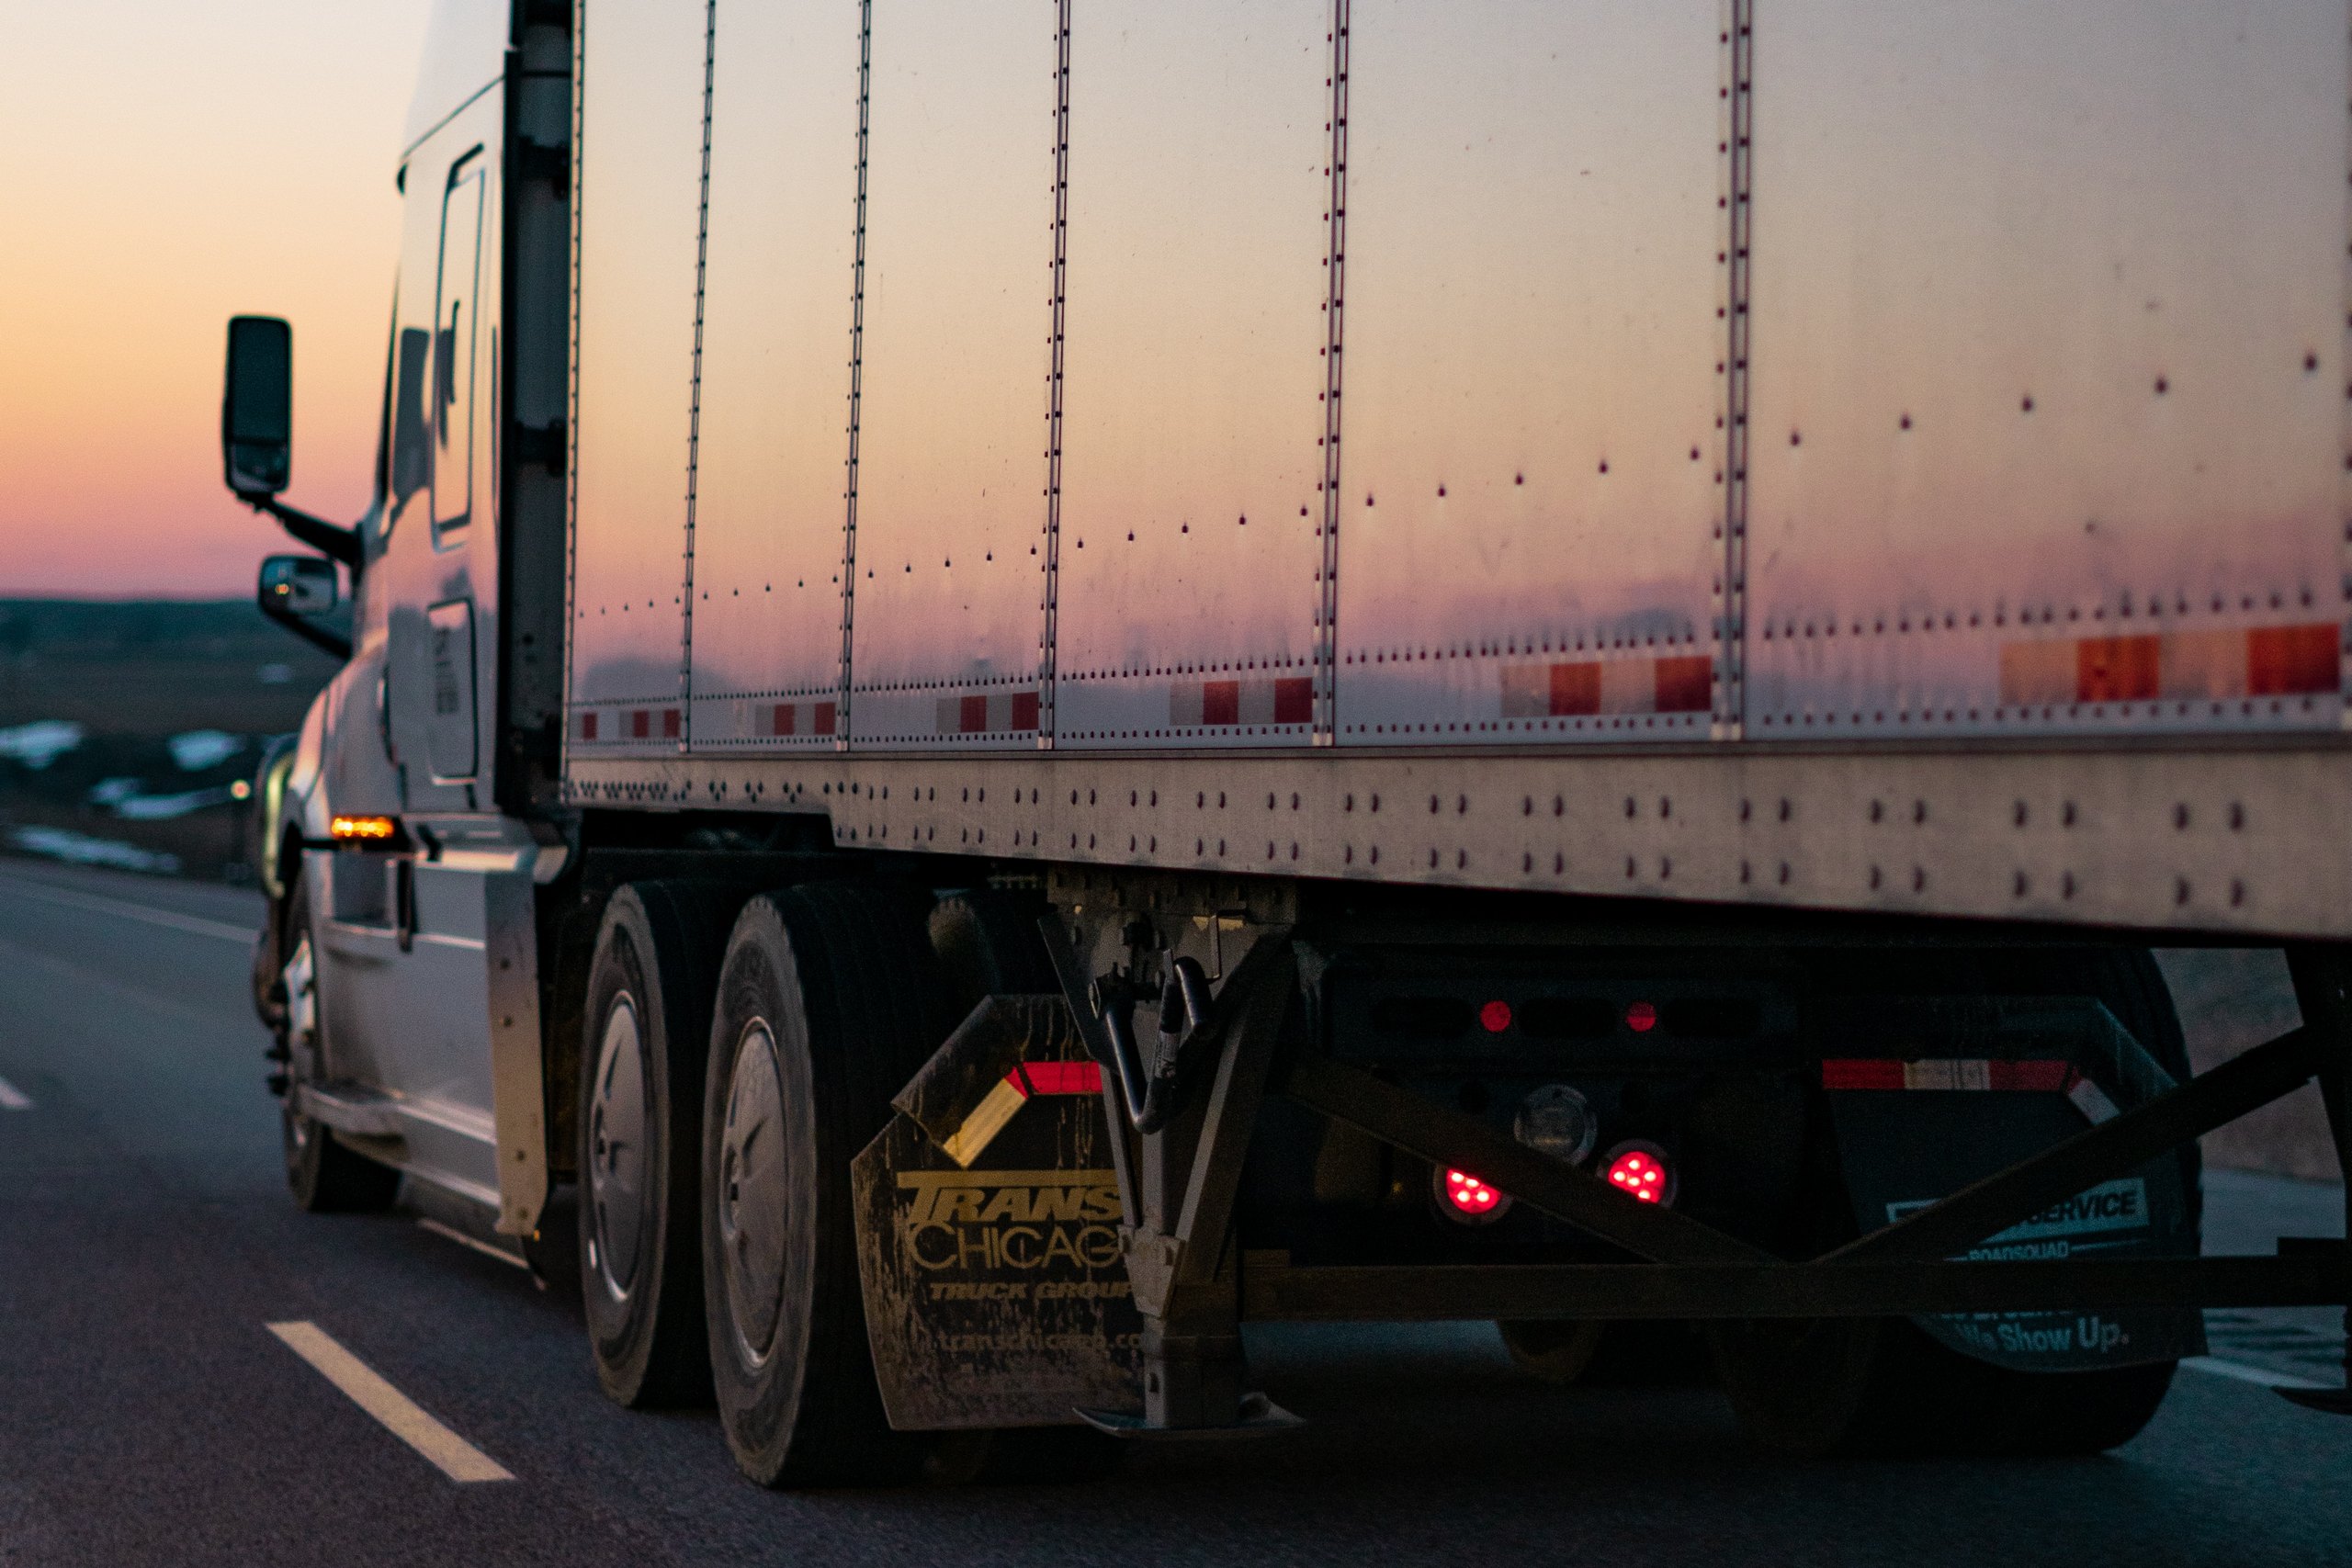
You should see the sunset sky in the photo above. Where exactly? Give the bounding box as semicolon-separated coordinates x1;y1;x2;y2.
0;3;430;599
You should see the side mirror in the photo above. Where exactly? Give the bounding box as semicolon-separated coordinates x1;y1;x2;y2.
259;555;339;616
256;555;349;660
222;315;293;498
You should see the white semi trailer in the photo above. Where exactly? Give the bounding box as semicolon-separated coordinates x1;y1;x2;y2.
224;0;2351;1483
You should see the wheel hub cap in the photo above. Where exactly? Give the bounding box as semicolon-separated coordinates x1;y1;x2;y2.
719;1019;788;1363
588;993;649;1303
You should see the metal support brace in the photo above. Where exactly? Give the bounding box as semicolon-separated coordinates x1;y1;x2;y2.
1829;1022;2324;1264
1065;936;1301;1435
2285;947;2352;1414
1034;912;1142;1224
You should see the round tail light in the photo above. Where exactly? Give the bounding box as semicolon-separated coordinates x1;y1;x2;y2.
1434;1166;1512;1224
1603;1141;1676;1206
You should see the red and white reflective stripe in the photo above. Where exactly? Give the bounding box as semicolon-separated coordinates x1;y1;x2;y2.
574;706;681;741
1499;654;1712;718
933;690;1040;736
756;699;837;739
1999;622;2340;706
1821;1057;2119;1123
1168;675;1313;728
1822;1057;2073;1091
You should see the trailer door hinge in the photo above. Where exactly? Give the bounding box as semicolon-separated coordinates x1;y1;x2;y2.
513;418;566;476
516;138;570;196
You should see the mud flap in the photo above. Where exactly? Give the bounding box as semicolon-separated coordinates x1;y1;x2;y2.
1826;998;2207;1372
852;997;1144;1429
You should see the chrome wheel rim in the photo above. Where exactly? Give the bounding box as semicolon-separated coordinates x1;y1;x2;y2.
719;1019;788;1366
587;992;649;1303
279;931;319;1169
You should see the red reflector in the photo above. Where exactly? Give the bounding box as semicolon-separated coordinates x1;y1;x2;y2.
1479;999;1512;1033
1442;1168;1504;1216
1820;1058;2078;1092
1011;1061;1102;1097
1993;1060;2072;1091
1625;1000;1657;1032
1606;1147;1669;1204
1820;1058;1906;1089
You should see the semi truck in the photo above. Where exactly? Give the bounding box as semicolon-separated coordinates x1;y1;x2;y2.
223;0;2351;1483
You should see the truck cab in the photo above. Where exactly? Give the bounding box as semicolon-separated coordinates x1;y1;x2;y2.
226;0;568;1236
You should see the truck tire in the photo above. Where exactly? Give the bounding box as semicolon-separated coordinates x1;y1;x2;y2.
1497;1320;1606;1384
1499;1320;1711;1388
928;887;1057;1013
1712;947;2194;1458
577;882;731;1408
701;883;956;1487
285;1091;402;1213
277;881;400;1213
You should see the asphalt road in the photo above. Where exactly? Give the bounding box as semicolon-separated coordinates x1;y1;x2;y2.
2;858;2348;1568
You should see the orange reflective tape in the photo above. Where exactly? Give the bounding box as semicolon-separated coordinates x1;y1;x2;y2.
2247;622;2338;696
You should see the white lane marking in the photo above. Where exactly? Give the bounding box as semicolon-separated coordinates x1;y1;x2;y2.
0;1076;30;1111
2180;1355;2336;1392
0;875;254;944
266;1321;514;1483
417;1216;529;1271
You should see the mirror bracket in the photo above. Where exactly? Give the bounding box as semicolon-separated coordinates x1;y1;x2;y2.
244;495;364;571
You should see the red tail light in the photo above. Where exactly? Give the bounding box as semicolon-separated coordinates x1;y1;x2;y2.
1436;1167;1511;1224
1604;1142;1675;1205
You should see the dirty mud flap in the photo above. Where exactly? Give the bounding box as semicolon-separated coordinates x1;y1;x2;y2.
1827;999;2205;1372
852;996;1144;1429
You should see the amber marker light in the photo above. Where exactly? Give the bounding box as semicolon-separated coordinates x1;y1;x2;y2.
330;815;398;841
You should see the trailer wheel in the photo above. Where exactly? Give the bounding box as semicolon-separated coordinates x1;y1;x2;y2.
1498;1320;1712;1388
1498;1320;1606;1384
277;882;399;1213
1713;947;2193;1458
701;883;955;1487
577;883;731;1408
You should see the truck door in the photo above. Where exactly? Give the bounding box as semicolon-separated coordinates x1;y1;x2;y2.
313;97;545;1233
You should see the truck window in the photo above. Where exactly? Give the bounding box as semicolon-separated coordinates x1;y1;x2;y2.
390;325;432;517
431;158;486;542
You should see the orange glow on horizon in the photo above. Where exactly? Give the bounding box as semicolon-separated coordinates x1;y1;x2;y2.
0;3;430;599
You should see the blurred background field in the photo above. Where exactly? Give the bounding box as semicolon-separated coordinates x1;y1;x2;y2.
0;598;337;880
2157;948;2340;1184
